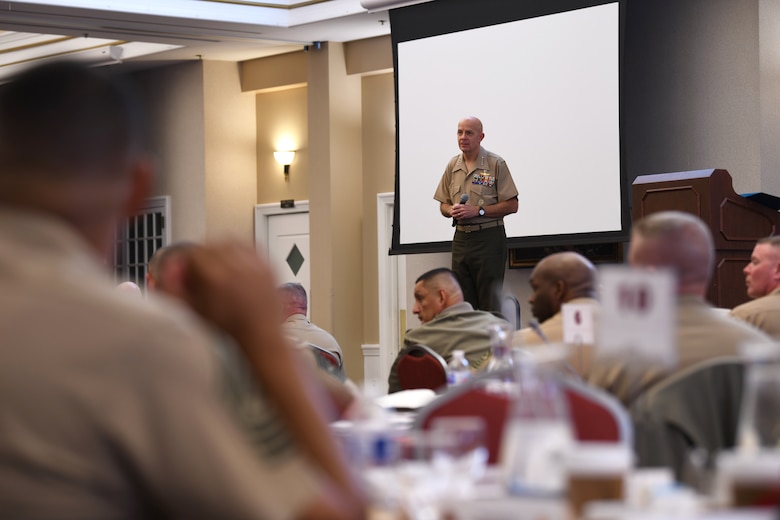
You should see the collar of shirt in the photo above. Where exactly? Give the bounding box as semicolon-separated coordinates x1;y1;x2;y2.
435;301;475;320
454;146;489;175
0;208;104;281
284;313;310;325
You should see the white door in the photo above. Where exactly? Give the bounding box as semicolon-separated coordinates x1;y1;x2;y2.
268;212;310;290
255;202;311;304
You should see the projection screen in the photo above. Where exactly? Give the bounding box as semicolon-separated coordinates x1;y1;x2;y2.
390;0;626;254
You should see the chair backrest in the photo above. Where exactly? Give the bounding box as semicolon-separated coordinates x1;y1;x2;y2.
307;343;345;381
413;375;513;465
630;357;745;483
413;368;631;465
560;376;632;444
396;344;448;392
501;294;522;330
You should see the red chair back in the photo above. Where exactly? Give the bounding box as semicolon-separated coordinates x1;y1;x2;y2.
414;371;631;466
396;344;448;392
415;384;512;465
561;377;630;443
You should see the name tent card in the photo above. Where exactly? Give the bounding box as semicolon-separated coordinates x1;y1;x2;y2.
562;303;595;345
596;266;677;368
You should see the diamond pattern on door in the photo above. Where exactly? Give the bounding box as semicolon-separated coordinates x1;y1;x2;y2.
286;244;305;276
267;211;310;290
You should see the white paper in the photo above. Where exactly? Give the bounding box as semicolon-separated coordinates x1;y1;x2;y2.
374;388;438;410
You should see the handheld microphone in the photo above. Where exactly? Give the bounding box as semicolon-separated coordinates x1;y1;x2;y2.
452;193;469;227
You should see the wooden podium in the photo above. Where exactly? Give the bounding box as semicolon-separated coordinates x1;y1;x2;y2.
632;169;780;309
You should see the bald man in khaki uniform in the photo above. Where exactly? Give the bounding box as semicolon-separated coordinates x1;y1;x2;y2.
434;116;518;314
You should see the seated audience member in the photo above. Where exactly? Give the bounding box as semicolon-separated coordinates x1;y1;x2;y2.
588;211;771;405
145;241;197;296
512;251;599;376
280;282;344;363
387;267;509;393
0;61;363;519
149;243;356;421
146;241;196;298
729;236;780;336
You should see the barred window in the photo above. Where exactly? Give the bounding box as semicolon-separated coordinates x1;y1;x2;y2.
113;196;170;291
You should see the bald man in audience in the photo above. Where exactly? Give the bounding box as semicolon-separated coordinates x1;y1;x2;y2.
387;267;509;393
513;251;599;377
279;282;343;364
589;211;771;405
729;236;780;337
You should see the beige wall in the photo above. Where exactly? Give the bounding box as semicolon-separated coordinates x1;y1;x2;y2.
135;61;207;242
255;86;309;203
307;42;365;380
241;50;307;93
135;60;257;244
203;61;257;241
361;72;396;342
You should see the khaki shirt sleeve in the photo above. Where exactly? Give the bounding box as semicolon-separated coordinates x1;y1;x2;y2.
494;157;519;202
434;155;460;204
111;323;323;520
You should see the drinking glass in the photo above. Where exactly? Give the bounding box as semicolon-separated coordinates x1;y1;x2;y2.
390;417;488;520
737;342;780;450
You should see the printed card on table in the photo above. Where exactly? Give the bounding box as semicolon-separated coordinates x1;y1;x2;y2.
562;303;595;345
596;265;677;368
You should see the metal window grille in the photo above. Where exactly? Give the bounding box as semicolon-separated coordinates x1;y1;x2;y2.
113;196;170;291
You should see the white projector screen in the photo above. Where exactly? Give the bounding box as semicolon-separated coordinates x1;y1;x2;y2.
391;0;626;254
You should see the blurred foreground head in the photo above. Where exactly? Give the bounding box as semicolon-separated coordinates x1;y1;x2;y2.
146;242;198;298
0;60;152;255
629;211;714;296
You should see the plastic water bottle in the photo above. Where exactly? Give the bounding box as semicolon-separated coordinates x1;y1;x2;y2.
486;322;515;373
345;389;399;469
446;350;471;388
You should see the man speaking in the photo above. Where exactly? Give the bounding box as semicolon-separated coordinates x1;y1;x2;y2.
434;116;519;313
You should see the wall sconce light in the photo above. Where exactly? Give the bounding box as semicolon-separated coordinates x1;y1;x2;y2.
274;150;295;181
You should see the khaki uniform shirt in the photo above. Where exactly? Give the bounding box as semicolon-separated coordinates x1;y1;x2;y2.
387;302;509;393
513;296;600;377
588;294;771;405
284;313;343;362
729;287;780;337
433;146;518;225
0;210;321;519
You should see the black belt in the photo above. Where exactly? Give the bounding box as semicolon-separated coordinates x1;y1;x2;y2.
456;220;504;233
